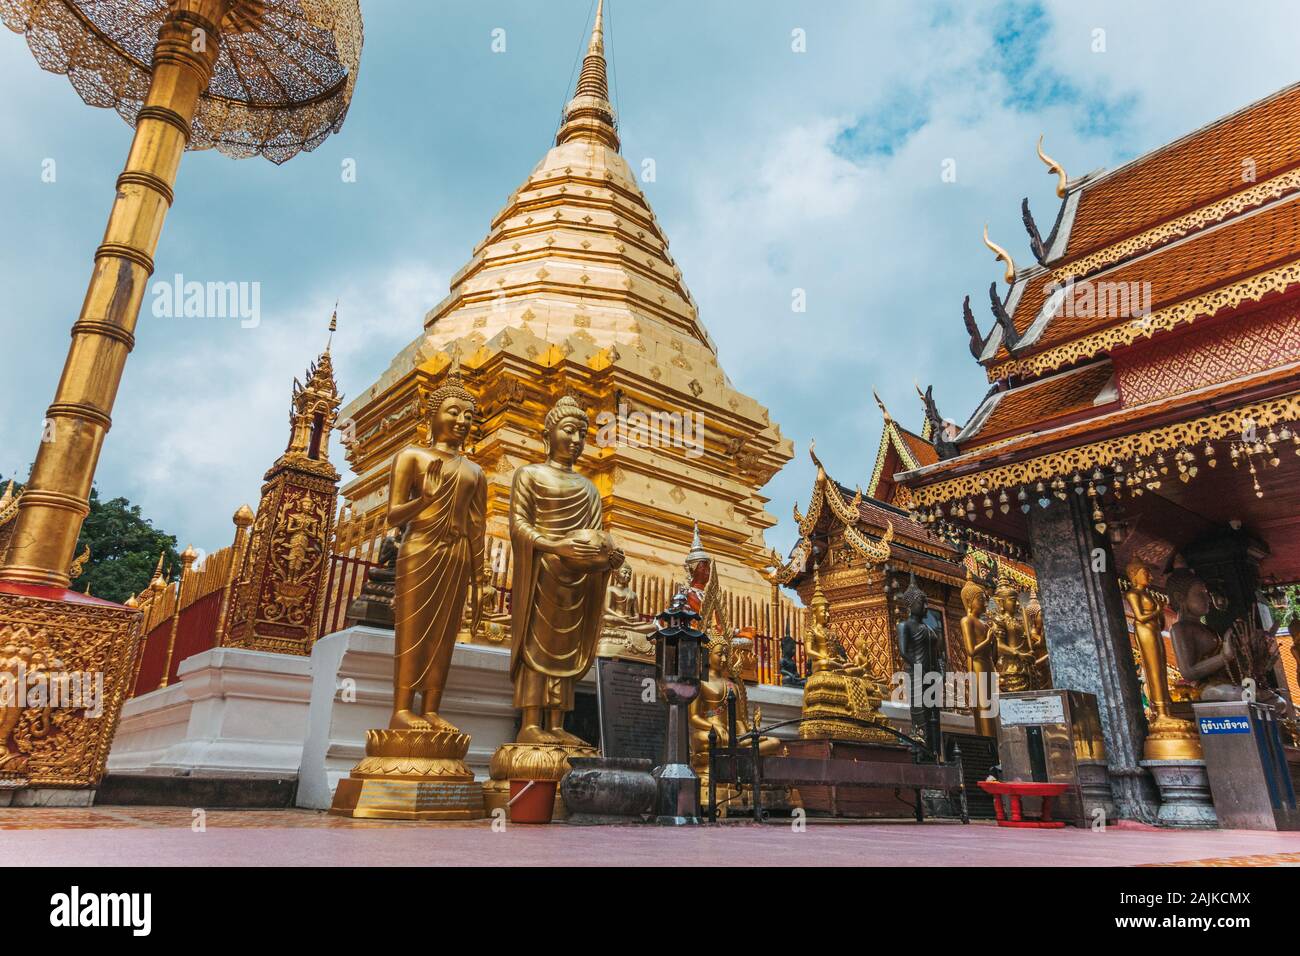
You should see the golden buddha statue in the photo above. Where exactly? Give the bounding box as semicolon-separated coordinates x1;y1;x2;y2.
799;571;892;742
597;563;656;660
483;396;625;812
804;568;848;675
959;575;998;738
330;373;487;819
385;379;487;732
1125;562;1200;760
1022;590;1052;689
507;395;624;745
988;576;1037;694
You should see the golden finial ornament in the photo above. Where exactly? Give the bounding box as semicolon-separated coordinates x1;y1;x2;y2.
1036;134;1069;199
982;225;1017;285
872;389;892;423
233;504;255;528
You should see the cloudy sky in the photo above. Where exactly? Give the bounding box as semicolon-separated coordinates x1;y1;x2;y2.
2;0;1298;565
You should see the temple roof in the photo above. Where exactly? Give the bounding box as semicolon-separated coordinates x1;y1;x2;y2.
960;361;1116;451
979;82;1300;379
1063;82;1300;262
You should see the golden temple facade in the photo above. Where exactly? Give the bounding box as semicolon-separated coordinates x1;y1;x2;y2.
337;5;795;622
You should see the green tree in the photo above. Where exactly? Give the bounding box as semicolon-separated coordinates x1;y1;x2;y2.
0;475;180;604
1271;585;1300;629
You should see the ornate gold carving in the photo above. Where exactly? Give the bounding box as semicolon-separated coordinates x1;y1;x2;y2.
990;259;1300;382
0;590;141;788
911;392;1300;507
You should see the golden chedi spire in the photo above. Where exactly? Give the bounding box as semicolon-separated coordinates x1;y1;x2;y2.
338;2;795;640
557;0;619;151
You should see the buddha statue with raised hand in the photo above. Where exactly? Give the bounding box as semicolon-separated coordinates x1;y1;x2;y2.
385;373;486;733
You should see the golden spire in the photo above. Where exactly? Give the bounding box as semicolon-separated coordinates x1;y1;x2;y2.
0;479;13;508
982;225;1017;285
1036;135;1069;199
326;300;338;353
557;0;620;151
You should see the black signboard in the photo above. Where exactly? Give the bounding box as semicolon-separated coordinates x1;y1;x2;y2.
595;657;668;763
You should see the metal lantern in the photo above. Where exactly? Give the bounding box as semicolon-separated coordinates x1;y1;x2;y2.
650;589;707;825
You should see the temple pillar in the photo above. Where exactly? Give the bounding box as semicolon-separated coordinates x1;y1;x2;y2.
1027;494;1159;822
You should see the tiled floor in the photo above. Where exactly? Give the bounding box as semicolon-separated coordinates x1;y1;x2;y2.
2;808;1300;865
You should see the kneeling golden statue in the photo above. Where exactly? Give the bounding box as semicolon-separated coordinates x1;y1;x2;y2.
331;374;487;820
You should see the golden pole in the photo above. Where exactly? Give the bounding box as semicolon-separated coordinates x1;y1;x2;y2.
0;0;230;587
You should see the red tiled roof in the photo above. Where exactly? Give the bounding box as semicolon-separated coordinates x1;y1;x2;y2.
898;428;940;468
966;362;1114;449
1000;194;1300;360
904;365;1300;489
1064;83;1300;261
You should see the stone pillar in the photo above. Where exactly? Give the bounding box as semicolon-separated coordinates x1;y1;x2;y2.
1027;494;1159;822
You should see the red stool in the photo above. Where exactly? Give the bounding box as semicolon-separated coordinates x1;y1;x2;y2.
977;781;1069;828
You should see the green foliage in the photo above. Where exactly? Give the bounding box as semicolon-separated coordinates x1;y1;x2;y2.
0;475;179;604
1272;584;1300;629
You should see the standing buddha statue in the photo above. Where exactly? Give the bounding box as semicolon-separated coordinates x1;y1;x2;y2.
385;376;486;732
329;370;488;820
1125;562;1200;760
1022;589;1052;688
989;575;1035;693
896;573;943;757
508;395;624;745
959;573;998;738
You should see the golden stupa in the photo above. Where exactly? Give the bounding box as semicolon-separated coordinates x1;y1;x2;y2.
339;1;794;617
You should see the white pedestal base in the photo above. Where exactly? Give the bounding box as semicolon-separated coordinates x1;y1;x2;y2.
106;647;312;779
298;628;567;810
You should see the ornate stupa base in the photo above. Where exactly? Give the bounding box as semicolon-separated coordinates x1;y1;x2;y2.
330;728;485;821
483;741;599;816
1143;717;1203;761
799;670;895;743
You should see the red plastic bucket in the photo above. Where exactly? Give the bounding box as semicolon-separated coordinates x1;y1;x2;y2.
508;779;557;824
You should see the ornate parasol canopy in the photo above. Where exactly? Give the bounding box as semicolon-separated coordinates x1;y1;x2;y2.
1;0;362;163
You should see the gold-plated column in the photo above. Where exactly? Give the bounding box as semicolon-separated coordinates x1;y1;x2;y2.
0;0;229;588
215;504;254;645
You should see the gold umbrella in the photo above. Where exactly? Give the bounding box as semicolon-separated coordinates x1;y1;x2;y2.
0;0;363;588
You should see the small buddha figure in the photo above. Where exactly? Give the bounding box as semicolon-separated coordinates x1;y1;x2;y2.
690;633;781;772
799;572;891;742
345;528;402;629
804;569;847;674
897;573;943;756
1022;590;1052;688
1167;569;1288;713
385;375;486;732
988;576;1036;693
778;634;805;688
508;396;624;746
603;564;655;634
959;575;998;738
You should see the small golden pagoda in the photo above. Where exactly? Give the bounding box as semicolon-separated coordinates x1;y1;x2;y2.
224;320;343;654
337;1;793;617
